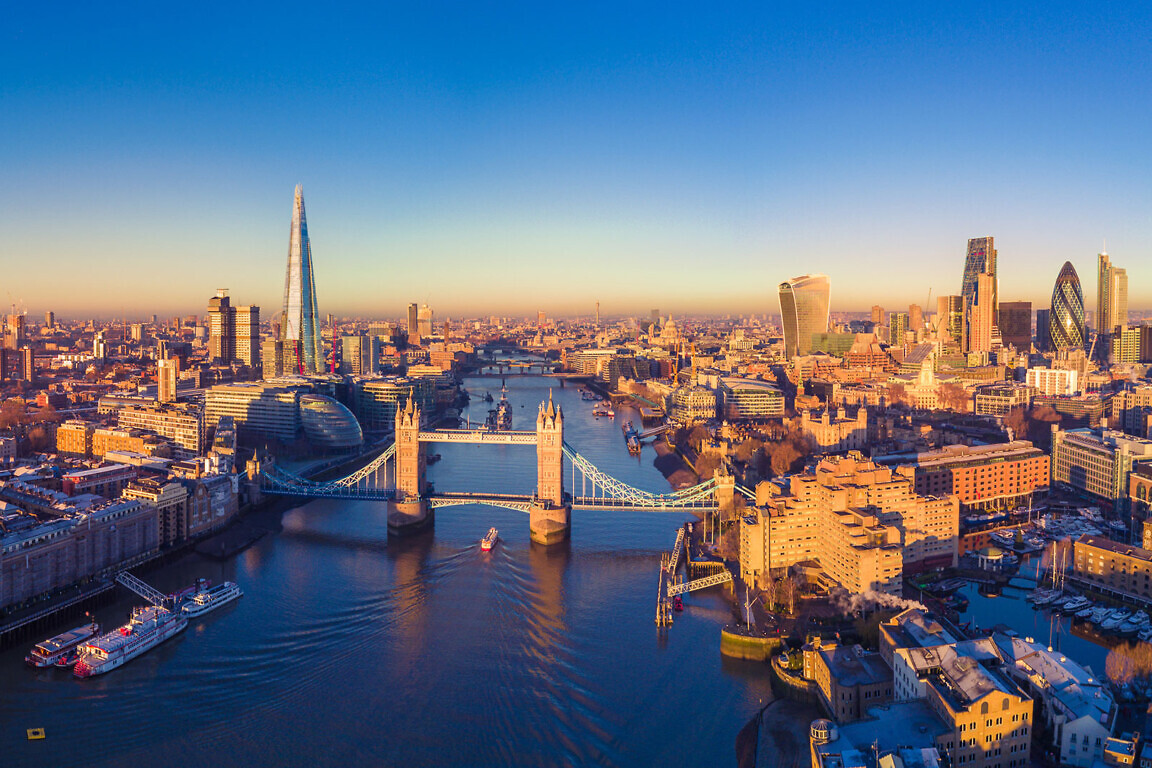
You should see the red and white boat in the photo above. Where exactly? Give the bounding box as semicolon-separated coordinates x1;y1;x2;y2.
74;605;187;678
25;621;100;668
480;528;498;552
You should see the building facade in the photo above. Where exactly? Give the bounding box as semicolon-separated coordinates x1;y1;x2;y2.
1051;428;1152;513
1050;261;1086;352
281;185;323;374
779;274;831;359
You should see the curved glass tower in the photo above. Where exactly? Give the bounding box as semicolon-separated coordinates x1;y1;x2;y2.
1048;261;1085;351
282;185;323;374
778;274;830;359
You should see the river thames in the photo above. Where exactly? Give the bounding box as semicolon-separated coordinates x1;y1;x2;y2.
2;376;774;768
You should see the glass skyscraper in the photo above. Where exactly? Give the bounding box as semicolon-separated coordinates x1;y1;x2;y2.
961;236;997;351
778;274;830;359
281;185;323;374
1049;261;1085;351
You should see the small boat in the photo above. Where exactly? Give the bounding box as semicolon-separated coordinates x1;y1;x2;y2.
673;596;683;612
481;528;498;552
1032;589;1062;607
25;621;100;668
1139;627;1152;644
1101;610;1132;632
181;581;243;618
1119;615;1149;637
1088;606;1112;624
1060;596;1091;614
1075;605;1095;620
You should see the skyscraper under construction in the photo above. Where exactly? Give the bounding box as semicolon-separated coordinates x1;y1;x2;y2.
281;185;323;374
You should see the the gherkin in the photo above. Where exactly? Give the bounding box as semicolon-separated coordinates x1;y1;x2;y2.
281;185;323;374
1048;261;1084;351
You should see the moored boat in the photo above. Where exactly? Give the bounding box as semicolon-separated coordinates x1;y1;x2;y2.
1060;595;1090;614
25;620;100;668
74;605;187;678
1101;610;1132;633
181;581;243;618
480;527;498;552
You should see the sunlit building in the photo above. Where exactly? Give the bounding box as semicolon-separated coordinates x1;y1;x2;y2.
1097;250;1127;337
779;274;830;359
281;185;323;374
961;236;997;337
1051;427;1152;513
1049;261;1085;352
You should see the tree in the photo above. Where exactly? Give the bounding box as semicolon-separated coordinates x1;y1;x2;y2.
0;399;27;430
887;383;909;408
938;382;970;413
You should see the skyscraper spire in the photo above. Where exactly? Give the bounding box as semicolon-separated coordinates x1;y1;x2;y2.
281;185;322;374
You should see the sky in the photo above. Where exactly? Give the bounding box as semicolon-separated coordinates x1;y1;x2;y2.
2;2;1150;320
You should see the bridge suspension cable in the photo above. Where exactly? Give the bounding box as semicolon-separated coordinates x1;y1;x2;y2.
562;442;720;508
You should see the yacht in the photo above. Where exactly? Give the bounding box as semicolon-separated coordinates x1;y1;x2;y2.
181;581;243;618
1101;610;1132;633
1060;595;1090;614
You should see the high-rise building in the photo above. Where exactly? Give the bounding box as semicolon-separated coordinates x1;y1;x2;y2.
44;311;55;329
871;305;885;326
960;237;997;316
1049;261;1085;352
206;290;234;363
595;301;600;327
235;305;260;368
889;311;910;348
908;304;923;333
778;274;830;359
964;273;995;354
261;339;285;380
340;335;379;376
998;301;1032;352
157;358;179;403
936;295;963;346
417;304;433;340
406;303;419;340
281;185;322;374
1097;250;1128;337
4;314;25;350
1035;308;1051;351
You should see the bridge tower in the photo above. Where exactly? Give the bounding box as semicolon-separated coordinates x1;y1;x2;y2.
530;392;570;545
388;395;432;534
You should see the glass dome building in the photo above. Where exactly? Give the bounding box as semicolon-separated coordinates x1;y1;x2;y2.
1048;261;1085;351
299;394;363;450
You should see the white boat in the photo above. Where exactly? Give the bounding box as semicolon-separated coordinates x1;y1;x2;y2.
181;581;243;618
1120;615;1149;636
1060;596;1091;614
25;621;100;668
1032;589;1062;607
1075;605;1095;620
1101;610;1132;632
74;605;187;678
480;527;498;552
1139;627;1152;643
1089;606;1112;624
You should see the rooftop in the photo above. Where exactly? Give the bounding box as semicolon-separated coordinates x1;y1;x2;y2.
814;701;948;768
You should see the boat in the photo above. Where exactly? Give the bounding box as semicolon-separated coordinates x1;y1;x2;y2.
480;527;498;552
580;390;600;401
73;605;187;678
1139;627;1152;644
25;620;100;668
181;581;243;618
1060;595;1091;614
1088;606;1113;624
1119;614;1150;637
1075;605;1095;620
592;404;612;417
1101;610;1132;633
1032;589;1062;607
673;596;683;612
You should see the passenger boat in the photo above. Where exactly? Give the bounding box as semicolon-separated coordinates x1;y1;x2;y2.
73;606;187;678
480;528;498;552
25;620;100;668
182;581;243;618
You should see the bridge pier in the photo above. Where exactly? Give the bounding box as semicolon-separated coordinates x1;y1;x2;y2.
529;501;570;546
388;498;433;535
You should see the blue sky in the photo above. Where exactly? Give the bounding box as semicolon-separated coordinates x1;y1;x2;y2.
2;2;1149;319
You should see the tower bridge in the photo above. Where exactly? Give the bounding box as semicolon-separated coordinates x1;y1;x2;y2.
259;394;751;545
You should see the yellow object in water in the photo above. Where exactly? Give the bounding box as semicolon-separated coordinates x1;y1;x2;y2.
27;728;46;740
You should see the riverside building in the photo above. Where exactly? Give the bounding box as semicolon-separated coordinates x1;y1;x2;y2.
1051;428;1152;513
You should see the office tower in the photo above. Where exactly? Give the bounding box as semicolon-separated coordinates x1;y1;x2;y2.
964;273;995;354
281;185;322;374
44;311;54;329
129;323;144;343
935;295;963;346
158;357;179;403
889;312;910;348
150;314;158;325
871;305;884;326
94;331;108;359
595;301;600;327
908;304;924;333
1097;250;1128;336
262;339;285;380
4;314;25;350
417;304;433;340
207;290;234;363
998;301;1032;352
961;237;997;315
1035;309;1051;352
340;335;379;375
1049;261;1085;351
443;318;451;340
407;303;419;340
235;305;260;367
778;274;830;359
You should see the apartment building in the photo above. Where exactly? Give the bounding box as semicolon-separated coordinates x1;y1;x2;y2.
882;442;1050;514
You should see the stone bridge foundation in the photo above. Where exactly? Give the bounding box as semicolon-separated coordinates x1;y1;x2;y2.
388;498;433;536
529;501;571;546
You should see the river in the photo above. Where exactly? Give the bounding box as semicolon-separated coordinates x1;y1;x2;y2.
1;375;774;768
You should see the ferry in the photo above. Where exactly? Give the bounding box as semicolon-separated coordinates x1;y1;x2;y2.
182;581;243;618
73;605;187;678
480;528;498;552
25;620;100;668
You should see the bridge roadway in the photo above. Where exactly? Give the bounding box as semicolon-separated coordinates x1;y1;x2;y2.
417;429;537;445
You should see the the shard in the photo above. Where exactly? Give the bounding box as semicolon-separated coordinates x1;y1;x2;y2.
281;184;322;374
